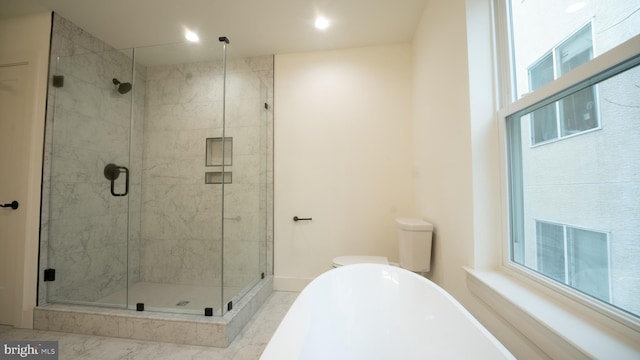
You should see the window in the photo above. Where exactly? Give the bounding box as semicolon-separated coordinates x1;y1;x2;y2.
536;221;610;302
528;23;599;145
501;0;640;322
507;64;640;320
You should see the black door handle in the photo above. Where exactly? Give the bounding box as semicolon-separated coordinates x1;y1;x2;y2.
0;201;19;210
293;216;312;222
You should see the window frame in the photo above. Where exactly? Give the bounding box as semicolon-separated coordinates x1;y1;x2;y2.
495;0;640;331
526;21;601;147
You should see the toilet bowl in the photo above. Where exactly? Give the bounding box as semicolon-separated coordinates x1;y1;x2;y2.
332;218;434;272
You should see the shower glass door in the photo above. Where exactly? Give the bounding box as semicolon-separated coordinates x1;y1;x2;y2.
130;40;226;315
221;46;269;313
46;48;135;308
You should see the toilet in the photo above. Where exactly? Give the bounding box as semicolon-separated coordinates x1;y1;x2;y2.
332;218;434;272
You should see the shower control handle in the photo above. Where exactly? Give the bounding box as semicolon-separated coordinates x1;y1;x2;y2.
0;200;19;210
293;216;312;222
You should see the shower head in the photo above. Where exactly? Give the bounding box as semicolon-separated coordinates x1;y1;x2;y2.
112;78;132;94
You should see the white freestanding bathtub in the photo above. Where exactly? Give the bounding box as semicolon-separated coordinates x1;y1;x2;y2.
261;264;514;360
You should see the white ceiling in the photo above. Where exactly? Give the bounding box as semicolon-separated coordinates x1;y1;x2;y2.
0;0;427;59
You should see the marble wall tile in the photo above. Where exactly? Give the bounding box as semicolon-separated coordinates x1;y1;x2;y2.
141;210;218;241
225;73;263;100
51;110;130;154
223;184;260;212
243;56;274;72
52;16;107;57
141;157;204;185
48;182;128;220
145;76;223;107
223;212;260;241
145;63;185;81
144;101;223;131
224;126;260;155
100;92;134;126
68;52;106;88
48;242;127;302
224;243;260;274
67;22;106;54
142;184;221;213
103;48;135;81
48;144;121;184
143;129;208;160
231;156;261;184
48;213;128;255
224;98;264;128
183;60;225;79
54;76;102;119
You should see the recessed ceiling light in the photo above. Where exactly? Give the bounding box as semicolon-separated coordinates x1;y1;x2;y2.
185;29;200;42
314;16;330;30
565;2;586;13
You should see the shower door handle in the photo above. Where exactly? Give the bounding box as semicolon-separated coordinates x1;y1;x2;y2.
104;164;129;197
113;166;129;196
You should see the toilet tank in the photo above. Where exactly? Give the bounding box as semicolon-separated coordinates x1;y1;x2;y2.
396;218;434;272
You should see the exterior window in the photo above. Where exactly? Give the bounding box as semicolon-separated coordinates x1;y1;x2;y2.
507;64;640;320
528;23;598;145
535;221;610;302
503;0;640;321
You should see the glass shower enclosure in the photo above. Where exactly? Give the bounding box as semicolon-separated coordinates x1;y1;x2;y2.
42;36;272;316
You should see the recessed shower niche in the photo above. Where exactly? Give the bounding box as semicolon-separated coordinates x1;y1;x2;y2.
35;14;273;347
206;137;233;166
206;137;233;184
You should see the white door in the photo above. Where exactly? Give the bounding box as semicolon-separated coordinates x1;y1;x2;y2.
0;63;29;326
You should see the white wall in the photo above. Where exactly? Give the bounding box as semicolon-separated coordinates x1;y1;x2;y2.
412;0;475;291
274;44;416;290
412;0;544;358
0;11;52;328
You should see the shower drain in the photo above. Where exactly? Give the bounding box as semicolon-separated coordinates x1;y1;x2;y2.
176;300;190;306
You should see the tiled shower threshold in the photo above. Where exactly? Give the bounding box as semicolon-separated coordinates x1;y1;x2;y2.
33;276;273;347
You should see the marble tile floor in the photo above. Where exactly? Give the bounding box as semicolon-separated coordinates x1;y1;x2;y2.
0;291;298;360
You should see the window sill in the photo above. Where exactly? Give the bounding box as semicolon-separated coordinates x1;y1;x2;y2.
465;267;640;359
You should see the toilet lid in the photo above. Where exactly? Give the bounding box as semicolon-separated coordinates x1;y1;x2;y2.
332;256;389;267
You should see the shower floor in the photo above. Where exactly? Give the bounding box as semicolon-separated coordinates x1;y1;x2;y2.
95;282;244;313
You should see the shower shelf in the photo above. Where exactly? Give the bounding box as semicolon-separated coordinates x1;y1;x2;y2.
205;171;232;184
